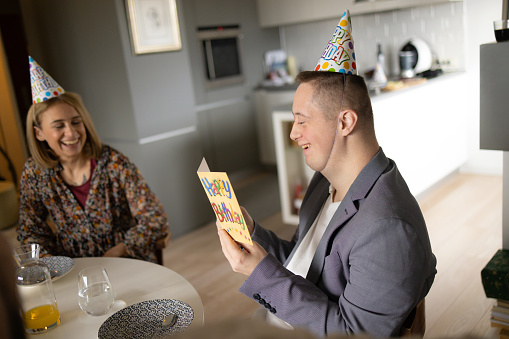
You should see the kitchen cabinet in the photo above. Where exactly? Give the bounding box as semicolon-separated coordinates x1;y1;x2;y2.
273;111;313;225
197;99;260;173
256;0;462;28
273;72;468;225
254;87;297;165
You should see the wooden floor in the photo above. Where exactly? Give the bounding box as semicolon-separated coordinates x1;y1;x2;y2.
162;173;504;338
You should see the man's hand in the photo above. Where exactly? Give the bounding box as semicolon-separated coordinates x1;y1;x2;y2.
103;243;128;258
217;225;267;276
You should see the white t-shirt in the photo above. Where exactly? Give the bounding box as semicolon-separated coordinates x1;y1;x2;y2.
266;185;340;329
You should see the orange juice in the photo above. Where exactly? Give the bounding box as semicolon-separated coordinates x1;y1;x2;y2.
23;304;60;332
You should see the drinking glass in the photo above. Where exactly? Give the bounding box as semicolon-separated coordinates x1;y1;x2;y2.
494;19;509;42
13;243;40;265
78;266;115;316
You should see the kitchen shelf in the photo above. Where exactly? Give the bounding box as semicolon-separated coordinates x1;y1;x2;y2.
273;112;314;225
254;88;297;165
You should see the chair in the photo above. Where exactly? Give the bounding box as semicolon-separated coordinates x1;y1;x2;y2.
0;181;18;230
400;299;425;337
155;233;171;266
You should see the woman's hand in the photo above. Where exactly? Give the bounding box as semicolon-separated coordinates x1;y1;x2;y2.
103;243;128;258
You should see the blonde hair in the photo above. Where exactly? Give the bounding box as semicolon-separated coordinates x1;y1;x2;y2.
26;92;102;168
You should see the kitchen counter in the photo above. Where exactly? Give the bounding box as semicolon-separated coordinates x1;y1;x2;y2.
368;71;465;101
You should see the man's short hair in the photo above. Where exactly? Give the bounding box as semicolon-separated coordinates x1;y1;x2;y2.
26;92;103;169
296;71;374;131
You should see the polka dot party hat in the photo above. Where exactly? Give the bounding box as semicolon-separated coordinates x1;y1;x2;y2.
315;10;357;75
29;56;65;104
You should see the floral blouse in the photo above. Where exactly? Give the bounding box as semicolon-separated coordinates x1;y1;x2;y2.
17;145;169;263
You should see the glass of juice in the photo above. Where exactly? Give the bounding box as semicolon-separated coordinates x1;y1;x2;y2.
78;266;115;316
15;257;60;334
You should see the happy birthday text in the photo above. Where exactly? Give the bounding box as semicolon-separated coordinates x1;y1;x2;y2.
201;177;245;229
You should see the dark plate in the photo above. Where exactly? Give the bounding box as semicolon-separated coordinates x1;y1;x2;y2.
40;256;75;281
98;299;194;339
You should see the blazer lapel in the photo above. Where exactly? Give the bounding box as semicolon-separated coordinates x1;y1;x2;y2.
307;199;357;284
306;148;391;284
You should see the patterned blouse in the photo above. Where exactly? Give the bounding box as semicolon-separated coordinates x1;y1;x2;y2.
17;145;169;263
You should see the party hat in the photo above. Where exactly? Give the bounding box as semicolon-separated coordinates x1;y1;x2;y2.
29;56;65;104
315;10;357;75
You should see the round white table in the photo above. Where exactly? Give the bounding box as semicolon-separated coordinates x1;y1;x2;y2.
28;257;204;338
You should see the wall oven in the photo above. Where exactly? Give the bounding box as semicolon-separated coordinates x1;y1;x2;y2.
197;25;244;89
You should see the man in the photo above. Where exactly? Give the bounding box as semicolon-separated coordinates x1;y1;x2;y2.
217;10;436;337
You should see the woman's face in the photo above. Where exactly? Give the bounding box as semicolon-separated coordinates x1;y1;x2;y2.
35;102;87;162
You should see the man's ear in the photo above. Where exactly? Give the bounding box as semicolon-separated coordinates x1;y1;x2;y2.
34;126;45;142
338;109;358;136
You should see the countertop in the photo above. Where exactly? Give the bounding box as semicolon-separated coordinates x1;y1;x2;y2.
368;71;465;102
262;71;465;105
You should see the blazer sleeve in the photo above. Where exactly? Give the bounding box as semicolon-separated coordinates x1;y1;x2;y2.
251;221;297;264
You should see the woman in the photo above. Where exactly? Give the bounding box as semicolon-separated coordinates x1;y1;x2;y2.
17;91;170;263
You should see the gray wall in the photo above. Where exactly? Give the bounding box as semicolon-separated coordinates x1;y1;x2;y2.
19;0;279;237
181;0;280;172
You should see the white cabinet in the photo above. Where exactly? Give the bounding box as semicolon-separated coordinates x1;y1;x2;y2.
273;112;309;225
256;0;461;28
371;73;468;197
256;0;348;28
273;72;468;225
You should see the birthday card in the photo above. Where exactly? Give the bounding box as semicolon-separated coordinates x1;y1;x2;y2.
197;158;252;246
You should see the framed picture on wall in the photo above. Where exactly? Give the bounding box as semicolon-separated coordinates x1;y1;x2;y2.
126;0;182;54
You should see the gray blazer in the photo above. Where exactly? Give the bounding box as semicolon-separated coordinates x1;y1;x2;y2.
239;148;437;337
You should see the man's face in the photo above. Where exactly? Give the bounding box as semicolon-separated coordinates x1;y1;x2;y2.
290;83;337;172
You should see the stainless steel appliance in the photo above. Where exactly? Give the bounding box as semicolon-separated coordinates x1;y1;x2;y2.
399;38;433;78
197;25;244;88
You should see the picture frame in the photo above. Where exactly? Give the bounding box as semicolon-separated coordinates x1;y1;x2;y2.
126;0;182;55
